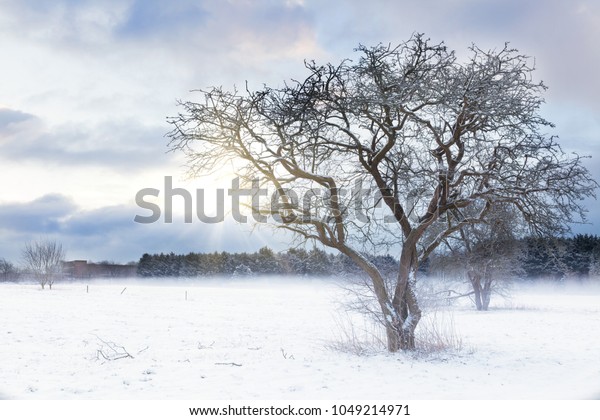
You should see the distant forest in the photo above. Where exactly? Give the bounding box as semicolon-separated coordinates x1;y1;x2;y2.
138;246;398;279
137;234;600;281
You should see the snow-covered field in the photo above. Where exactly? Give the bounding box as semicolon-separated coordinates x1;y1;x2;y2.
1;278;599;400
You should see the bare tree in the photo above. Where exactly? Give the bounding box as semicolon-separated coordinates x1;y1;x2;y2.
168;34;596;351
0;258;18;282
22;240;65;289
432;204;524;310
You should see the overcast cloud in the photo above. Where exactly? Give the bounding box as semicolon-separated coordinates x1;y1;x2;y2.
0;0;598;262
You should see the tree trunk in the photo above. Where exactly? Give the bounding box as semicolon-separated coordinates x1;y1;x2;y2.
481;277;492;310
468;271;483;310
341;243;422;352
391;244;422;351
341;246;401;352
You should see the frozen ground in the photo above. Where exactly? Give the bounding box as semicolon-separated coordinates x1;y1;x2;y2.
0;278;599;399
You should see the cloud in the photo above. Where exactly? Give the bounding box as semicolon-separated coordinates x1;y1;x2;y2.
0;0;126;47
0;0;324;139
0;108;37;131
0;194;289;263
0;0;319;60
116;0;207;38
0;194;76;234
0;107;174;173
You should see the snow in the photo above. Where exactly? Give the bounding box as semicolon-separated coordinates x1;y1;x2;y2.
0;278;599;399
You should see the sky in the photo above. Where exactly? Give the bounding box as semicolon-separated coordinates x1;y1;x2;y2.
0;0;599;263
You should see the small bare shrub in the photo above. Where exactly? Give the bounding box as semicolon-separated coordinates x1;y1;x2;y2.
326;311;386;356
414;309;468;355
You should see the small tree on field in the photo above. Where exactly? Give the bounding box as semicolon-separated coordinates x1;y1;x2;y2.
22;240;65;289
435;205;524;310
0;258;18;282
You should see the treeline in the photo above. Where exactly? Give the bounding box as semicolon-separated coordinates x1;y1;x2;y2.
520;234;600;280
137;246;399;278
429;234;600;282
3;235;598;282
137;234;600;281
